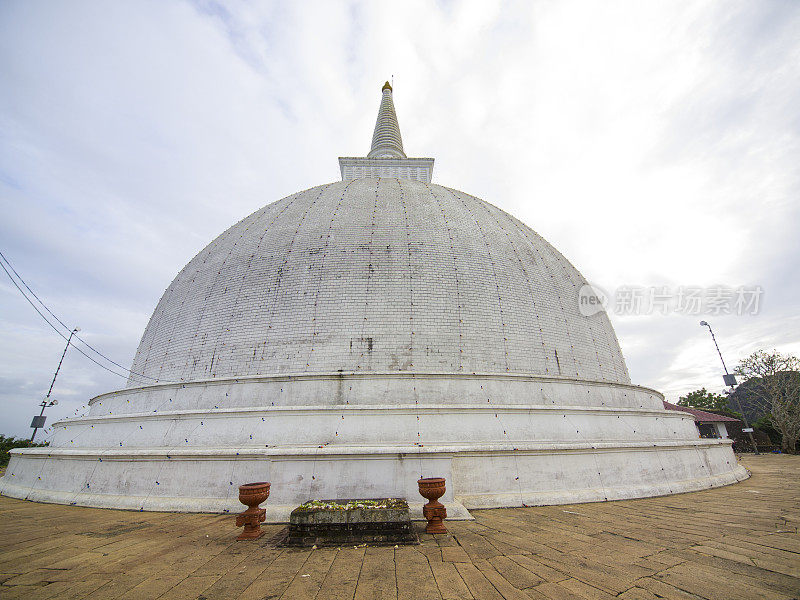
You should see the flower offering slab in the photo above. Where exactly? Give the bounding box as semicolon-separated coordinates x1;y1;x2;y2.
283;498;418;546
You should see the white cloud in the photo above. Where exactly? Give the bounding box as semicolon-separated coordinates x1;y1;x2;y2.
1;0;798;436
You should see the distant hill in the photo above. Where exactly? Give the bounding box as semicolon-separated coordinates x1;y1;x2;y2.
728;378;768;424
729;371;800;425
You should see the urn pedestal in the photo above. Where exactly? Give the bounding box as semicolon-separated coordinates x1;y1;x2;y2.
418;477;447;534
236;482;270;540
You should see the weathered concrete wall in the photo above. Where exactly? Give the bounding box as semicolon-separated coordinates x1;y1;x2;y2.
88;372;663;416
2;438;746;521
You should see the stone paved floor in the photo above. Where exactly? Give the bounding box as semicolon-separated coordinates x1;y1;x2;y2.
0;454;798;600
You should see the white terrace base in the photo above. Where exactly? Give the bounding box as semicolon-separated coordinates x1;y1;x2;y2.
0;374;749;521
1;441;747;522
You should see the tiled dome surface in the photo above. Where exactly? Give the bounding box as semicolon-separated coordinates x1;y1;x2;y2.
130;177;629;386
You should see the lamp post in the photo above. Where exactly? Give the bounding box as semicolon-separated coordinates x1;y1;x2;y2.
31;327;79;442
699;321;758;454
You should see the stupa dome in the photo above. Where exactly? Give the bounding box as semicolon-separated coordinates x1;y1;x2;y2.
2;82;747;518
131;178;629;386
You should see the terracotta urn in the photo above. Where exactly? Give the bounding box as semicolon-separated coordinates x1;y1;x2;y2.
418;477;447;534
235;481;270;540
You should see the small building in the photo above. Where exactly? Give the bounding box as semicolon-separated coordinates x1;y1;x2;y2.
663;401;740;439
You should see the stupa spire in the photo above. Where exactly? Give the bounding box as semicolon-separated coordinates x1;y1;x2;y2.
367;81;406;159
338;81;433;183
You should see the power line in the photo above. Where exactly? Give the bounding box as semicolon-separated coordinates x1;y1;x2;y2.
0;258;130;380
0;250;160;384
0;250;159;382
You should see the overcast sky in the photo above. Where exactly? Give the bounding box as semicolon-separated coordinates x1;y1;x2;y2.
1;1;798;438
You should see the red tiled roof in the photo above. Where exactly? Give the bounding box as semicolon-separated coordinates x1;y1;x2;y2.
663;401;740;422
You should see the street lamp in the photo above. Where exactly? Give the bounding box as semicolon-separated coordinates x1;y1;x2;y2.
31;327;79;442
699;321;758;454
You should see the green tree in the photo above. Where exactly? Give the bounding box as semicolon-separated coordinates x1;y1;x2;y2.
0;435;49;467
677;387;729;411
735;350;800;454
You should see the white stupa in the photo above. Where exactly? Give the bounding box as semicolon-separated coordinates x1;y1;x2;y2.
2;83;747;520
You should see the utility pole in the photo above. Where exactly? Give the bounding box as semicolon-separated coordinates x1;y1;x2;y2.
699;321;758;454
31;327;79;442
